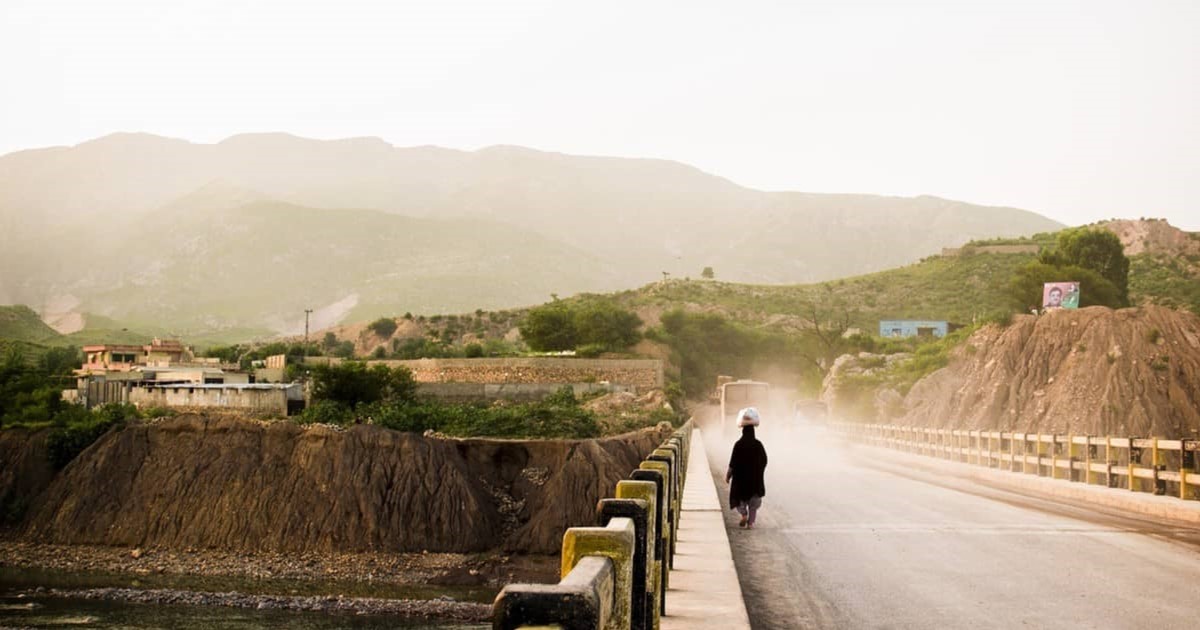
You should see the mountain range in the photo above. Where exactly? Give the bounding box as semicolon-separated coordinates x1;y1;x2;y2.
0;132;1063;337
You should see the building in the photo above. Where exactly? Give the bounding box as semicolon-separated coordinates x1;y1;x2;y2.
80;338;198;375
879;320;962;339
72;338;254;408
127;383;304;416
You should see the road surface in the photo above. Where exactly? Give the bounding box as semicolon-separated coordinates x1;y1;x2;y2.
700;413;1200;630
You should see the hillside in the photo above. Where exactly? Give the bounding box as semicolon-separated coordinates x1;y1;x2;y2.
0;133;1063;335
0;306;59;345
292;220;1197;366
4;199;626;336
896;306;1200;438
594;219;1200;336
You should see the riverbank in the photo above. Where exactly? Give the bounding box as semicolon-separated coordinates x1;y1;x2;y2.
8;586;491;622
0;542;558;591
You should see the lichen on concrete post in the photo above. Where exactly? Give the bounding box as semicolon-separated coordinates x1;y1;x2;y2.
623;472;665;624
561;518;637;630
598;497;652;630
638;460;671;581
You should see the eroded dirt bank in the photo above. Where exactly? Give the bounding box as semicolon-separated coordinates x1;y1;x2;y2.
900;305;1200;436
6;416;670;555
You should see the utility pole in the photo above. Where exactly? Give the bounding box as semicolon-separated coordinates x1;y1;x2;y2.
304;309;313;352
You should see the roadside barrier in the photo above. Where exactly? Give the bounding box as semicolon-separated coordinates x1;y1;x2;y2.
834;423;1200;500
493;421;692;630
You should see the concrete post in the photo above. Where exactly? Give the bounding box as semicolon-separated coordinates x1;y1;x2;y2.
627;470;666;620
561;518;637;630
597;499;651;630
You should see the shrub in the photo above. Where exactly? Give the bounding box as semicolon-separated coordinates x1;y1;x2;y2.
296;400;353;426
575;343;607;358
309;362;417;407
519;301;577;351
368;318;399;338
45;403;140;470
573;301;642;350
463;343;484;358
367;387;601;439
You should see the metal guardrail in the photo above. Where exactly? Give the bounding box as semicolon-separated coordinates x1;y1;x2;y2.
493;420;692;630
833;423;1200;500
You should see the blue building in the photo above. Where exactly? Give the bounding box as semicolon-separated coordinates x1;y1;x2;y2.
879;320;951;338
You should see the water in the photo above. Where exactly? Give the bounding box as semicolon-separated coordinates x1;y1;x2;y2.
0;568;489;630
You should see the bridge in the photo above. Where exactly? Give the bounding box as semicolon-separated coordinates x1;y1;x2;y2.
493;409;1200;629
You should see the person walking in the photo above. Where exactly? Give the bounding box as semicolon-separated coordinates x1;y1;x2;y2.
726;407;768;529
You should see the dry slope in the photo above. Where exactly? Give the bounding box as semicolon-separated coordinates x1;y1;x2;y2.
899;306;1200;437
18;416;670;554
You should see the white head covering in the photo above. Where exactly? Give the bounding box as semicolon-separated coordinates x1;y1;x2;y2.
737;407;761;427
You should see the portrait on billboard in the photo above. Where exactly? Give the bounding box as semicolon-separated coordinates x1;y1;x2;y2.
1042;282;1080;309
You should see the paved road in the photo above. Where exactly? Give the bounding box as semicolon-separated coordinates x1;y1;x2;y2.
700;415;1200;630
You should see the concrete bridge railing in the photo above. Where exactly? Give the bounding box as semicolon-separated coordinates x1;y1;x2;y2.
833;422;1200;500
493;420;692;630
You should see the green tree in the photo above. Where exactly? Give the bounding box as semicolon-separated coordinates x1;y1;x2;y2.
1039;228;1130;305
701;266;715;279
519;301;578;351
368;317;399;338
330;340;356;358
322;332;338;351
309;362;417;407
573;301;642;351
1008;262;1124;311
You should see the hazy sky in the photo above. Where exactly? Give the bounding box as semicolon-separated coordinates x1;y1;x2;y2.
1;0;1197;229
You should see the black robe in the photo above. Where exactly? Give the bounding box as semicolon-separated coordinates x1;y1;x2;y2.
727;426;768;509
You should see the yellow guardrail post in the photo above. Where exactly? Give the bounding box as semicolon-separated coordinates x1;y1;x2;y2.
1084;437;1094;485
1183;441;1197;501
639;460;671;587
1050;435;1059;480
1129;438;1138;493
561;518;637;630
615;480;659;630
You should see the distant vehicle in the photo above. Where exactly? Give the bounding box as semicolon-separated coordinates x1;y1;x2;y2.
793;399;828;424
720;379;770;427
709;374;735;404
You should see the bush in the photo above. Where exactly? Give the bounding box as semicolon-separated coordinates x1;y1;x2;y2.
365;386;601;439
296;399;353;426
368;318;399;338
573;301;642;350
519;298;642;353
1008;262;1124;311
309;362;417;407
45;403;140;470
1039;227;1130;304
330;340;356;358
519;301;577;351
463;343;484;358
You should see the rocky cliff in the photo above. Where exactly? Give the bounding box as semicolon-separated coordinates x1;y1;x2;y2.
899;306;1200;437
13;416;670;554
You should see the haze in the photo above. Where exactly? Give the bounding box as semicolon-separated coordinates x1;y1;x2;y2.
1;0;1197;230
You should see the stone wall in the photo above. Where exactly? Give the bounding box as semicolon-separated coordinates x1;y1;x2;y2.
417;382;634;403
128;386;299;416
302;357;664;392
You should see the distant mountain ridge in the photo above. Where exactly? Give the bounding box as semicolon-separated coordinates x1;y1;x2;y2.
0;133;1064;334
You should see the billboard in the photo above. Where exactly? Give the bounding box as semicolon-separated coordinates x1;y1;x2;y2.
1042;282;1080;309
